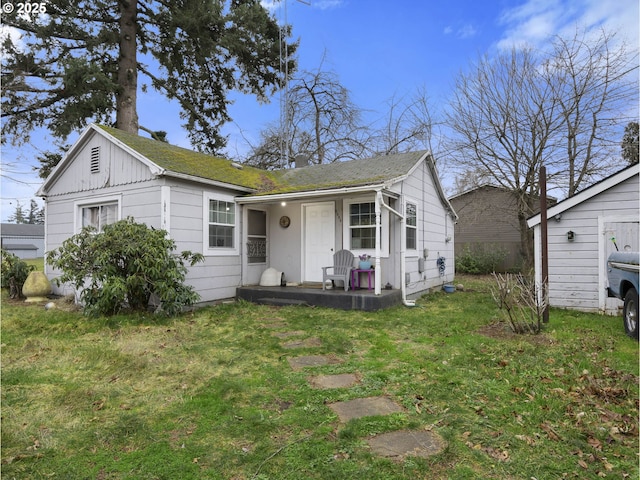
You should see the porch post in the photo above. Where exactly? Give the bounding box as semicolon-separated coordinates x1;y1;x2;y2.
374;191;382;295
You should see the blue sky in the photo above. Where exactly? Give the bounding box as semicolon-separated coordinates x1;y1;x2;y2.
1;0;638;220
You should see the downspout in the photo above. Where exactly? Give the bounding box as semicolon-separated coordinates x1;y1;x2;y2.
376;190;415;307
374;191;382;295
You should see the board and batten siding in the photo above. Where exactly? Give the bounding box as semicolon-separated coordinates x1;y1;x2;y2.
533;173;639;312
45;132;154;197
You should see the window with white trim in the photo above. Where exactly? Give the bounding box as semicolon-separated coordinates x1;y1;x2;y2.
81;203;118;231
349;202;376;249
208;199;235;248
406;202;417;250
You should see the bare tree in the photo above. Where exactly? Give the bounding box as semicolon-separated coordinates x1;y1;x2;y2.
245;59;368;168
371;87;435;155
447;47;558;269
447;29;638;268
543;29;638;196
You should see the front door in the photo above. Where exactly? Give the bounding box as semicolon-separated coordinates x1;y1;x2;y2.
304;202;335;282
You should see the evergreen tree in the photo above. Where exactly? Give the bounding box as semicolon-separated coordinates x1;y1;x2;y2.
622;121;639;165
1;0;297;154
7;201;26;224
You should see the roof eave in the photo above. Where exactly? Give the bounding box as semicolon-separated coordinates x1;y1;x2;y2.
527;164;639;228
237;183;391;204
163;171;256;193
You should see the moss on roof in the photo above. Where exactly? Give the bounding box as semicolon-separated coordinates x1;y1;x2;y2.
99;125;426;195
99;125;281;191
272;151;426;193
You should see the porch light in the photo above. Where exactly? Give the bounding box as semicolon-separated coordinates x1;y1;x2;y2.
281;201;287;207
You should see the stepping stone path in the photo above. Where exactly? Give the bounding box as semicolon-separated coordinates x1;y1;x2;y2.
274;329;446;461
308;373;359;389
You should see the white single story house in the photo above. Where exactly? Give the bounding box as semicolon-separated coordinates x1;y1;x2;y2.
1;223;45;259
37;124;457;308
527;163;639;314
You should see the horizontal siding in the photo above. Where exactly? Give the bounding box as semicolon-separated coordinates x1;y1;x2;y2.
542;173;639;311
398;161;455;294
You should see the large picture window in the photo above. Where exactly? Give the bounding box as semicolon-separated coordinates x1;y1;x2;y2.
406;202;417;250
349;202;376;249
208;199;235;248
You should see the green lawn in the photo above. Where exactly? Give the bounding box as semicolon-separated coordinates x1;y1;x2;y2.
2;276;638;479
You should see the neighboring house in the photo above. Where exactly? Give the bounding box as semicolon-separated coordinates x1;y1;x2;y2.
449;185;554;272
37;124;457;306
527;164;639;314
0;223;45;259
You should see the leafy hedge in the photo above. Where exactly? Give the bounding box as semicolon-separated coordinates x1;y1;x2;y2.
455;244;508;274
1;249;35;298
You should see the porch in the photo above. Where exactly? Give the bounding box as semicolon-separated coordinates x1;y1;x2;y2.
236;284;403;311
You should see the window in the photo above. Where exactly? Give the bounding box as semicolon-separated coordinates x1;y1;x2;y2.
349;202;376;249
81;203;118;231
208;199;235;248
406;202;417;250
247;209;267;263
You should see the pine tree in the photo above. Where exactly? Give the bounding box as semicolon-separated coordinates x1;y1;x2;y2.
7;201;26;224
1;0;297;154
622;122;639;165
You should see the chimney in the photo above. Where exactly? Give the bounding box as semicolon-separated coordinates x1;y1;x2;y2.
294;154;310;168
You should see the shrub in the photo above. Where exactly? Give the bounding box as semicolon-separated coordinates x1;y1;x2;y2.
490;272;547;334
46;218;204;316
1;249;36;298
455;244;507;274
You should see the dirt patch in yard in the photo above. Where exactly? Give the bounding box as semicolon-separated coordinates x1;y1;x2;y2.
478;322;555;346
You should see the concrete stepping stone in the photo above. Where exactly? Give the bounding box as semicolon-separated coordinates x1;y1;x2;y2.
328;396;404;422
282;337;322;349
308;373;360;389
367;430;446;459
271;331;306;339
287;354;342;370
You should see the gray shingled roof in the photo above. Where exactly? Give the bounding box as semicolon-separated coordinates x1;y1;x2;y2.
1;224;45;237
272;151;427;193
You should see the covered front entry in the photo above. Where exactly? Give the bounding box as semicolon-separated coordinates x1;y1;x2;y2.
303;202;335;283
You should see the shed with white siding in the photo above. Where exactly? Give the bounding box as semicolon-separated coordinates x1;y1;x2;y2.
38;124;457;308
527;164;639;314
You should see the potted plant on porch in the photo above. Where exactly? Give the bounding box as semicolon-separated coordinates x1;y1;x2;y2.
359;254;372;270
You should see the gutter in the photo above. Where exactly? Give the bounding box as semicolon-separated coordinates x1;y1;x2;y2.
236;183;389;204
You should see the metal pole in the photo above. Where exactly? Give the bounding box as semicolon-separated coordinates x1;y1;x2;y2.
540;166;549;323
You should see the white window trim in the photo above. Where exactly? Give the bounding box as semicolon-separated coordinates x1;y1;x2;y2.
342;195;389;258
245;207;269;265
405;198;419;253
203;191;239;256
74;194;122;233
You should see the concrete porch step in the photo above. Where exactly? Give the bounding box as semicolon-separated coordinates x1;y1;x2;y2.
256;297;309;307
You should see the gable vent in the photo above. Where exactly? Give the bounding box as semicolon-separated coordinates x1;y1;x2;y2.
90;146;100;173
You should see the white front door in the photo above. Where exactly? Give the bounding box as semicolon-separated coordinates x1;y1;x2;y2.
304;202;335;282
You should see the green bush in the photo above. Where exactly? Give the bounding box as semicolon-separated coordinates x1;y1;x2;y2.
1;249;36;298
456;244;507;274
46;218;204;316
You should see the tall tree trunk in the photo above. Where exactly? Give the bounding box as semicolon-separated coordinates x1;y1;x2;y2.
116;0;138;134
